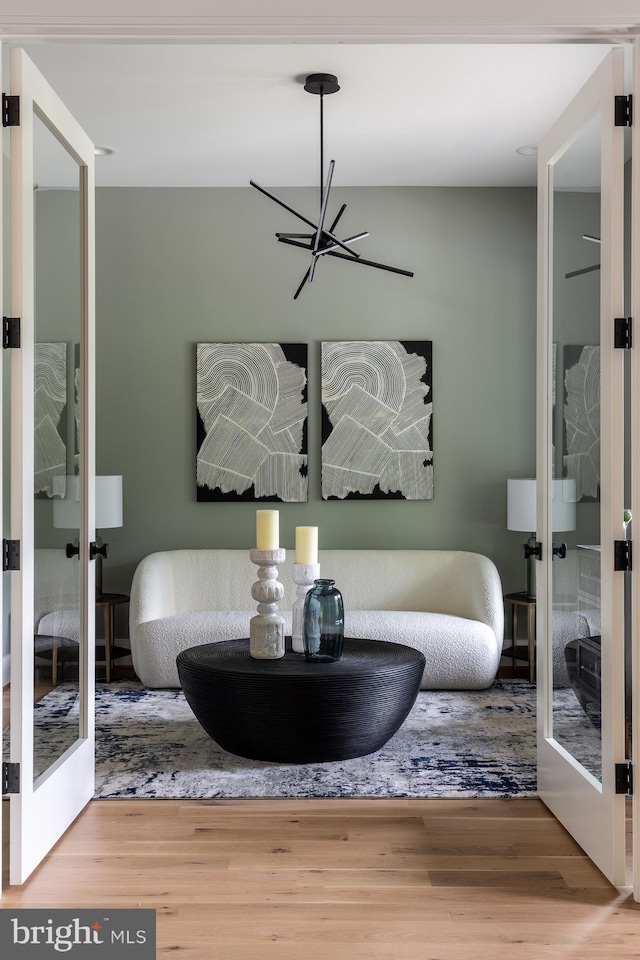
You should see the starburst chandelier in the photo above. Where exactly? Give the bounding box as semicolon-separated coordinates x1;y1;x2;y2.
250;73;414;300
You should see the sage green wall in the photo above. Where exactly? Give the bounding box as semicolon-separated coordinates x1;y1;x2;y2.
90;185;537;613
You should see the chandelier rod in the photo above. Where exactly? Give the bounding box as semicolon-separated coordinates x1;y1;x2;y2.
319;88;324;211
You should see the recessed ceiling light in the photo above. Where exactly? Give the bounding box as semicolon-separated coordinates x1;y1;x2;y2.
94;145;117;157
516;145;538;157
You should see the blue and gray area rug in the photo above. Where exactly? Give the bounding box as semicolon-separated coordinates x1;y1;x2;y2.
28;679;600;800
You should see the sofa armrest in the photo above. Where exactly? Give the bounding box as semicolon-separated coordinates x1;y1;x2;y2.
434;552;504;648
129;552;179;637
467;554;504;647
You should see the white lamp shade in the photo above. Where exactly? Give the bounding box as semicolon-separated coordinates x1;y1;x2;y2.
52;479;81;529
53;475;123;529
507;478;576;533
96;475;124;528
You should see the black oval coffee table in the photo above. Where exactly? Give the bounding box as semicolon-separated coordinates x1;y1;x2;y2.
176;637;425;764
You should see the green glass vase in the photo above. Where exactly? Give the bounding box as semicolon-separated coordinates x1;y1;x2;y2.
303;578;344;663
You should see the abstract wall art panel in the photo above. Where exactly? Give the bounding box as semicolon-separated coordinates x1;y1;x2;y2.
321;340;433;500
196;342;308;502
35;341;68;498
563;344;600;502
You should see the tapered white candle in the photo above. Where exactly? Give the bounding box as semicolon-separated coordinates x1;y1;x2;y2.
295;526;318;565
256;510;279;550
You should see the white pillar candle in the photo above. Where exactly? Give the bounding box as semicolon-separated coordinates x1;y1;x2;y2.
256;509;279;550
295;526;318;565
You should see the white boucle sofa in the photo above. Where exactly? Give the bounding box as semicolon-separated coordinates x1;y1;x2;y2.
129;549;505;690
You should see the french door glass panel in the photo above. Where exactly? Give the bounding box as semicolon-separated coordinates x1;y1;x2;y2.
33;111;82;778
550;112;602;782
9;47;96;886
537;47;627;887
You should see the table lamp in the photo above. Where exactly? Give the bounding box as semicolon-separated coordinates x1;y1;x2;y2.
507;478;576;598
53;475;123;596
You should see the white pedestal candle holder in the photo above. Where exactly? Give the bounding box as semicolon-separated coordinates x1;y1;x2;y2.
249;548;286;659
291;562;321;653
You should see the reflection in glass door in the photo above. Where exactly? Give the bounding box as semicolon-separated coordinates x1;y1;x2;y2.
32;112;82;780
550;113;603;782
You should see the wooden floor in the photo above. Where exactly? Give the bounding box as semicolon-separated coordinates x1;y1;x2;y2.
2;797;639;958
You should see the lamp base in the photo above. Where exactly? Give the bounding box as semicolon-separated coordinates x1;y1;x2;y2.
95;552;103;598
526;556;536;599
94;535;110;598
526;535;537;599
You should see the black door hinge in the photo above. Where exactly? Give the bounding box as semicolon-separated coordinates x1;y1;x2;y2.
2;761;20;795
614;539;632;572
615;761;633;795
2;94;19;127
614;317;632;349
615;94;632;127
2;539;20;572
3;316;20;349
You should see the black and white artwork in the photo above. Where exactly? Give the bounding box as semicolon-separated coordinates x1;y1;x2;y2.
35;341;68;498
196;342;308;502
321;340;433;500
563;344;600;502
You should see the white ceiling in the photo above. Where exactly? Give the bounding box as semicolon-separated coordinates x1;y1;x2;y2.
20;42;614;189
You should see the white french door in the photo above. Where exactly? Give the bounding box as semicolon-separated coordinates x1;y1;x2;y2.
536;47;628;887
632;37;640;901
7;47;95;885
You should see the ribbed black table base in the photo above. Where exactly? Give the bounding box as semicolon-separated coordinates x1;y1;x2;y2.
176;637;425;764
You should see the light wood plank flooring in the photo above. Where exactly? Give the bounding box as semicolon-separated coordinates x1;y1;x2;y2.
2;798;639;958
